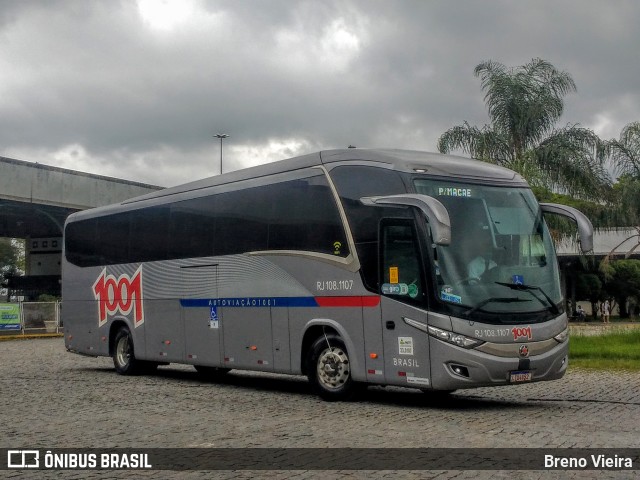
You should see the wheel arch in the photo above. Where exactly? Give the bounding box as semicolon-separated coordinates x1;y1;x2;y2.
299;319;363;380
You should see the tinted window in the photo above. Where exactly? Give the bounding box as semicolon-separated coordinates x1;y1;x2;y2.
65;172;348;266
65;218;100;267
169;197;216;259
130;206;170;262
269;176;347;255
215;187;270;255
97;213;130;265
331;166;408;242
330;166;409;290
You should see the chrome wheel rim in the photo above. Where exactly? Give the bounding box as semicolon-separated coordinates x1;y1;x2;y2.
317;346;350;390
115;335;131;368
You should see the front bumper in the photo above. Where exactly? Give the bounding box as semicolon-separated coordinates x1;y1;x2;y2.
429;336;568;390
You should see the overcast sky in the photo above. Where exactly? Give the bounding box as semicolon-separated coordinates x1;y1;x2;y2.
0;0;638;187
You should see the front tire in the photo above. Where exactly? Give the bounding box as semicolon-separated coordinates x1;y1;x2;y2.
307;334;359;401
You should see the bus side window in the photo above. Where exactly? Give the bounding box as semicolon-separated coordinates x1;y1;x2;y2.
380;220;424;303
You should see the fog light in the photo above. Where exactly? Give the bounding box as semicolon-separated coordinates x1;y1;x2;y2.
450;364;469;378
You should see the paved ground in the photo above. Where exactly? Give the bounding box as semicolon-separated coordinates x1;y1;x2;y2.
0;337;638;479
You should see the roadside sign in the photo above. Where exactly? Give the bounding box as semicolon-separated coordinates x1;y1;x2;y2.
0;303;21;330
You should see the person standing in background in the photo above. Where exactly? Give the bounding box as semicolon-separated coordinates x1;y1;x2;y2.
602;299;610;324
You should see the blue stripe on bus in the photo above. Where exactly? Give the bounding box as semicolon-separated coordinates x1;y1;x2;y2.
180;297;319;308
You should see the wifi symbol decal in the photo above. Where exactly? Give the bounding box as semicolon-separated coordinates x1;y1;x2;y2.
333;241;342;255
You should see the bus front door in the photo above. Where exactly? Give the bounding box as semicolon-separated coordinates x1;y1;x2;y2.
380;297;431;388
379;219;432;388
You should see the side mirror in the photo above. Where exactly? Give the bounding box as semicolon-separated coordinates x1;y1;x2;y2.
360;194;451;245
540;203;594;253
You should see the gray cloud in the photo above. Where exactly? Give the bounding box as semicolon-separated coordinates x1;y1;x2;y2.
0;0;638;186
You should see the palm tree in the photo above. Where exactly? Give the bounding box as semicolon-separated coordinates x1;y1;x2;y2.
609;121;640;177
438;58;611;200
608;121;640;226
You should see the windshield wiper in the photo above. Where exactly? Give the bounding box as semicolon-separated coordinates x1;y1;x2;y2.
495;282;560;314
464;297;531;316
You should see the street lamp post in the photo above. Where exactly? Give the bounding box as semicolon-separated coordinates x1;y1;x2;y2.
214;133;229;174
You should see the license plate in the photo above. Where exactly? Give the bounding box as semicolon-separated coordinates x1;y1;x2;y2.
509;370;532;383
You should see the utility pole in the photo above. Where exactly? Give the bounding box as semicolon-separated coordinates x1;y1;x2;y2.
214;133;229;174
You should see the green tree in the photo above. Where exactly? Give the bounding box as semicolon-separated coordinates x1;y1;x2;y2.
0;238;23;288
609;121;640;177
600;259;640;318
608;122;640;226
532;186;619;229
575;273;604;320
438;58;611;200
608;176;640;227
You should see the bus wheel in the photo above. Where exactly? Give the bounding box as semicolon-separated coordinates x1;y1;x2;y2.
113;327;142;375
307;334;358;401
194;365;231;378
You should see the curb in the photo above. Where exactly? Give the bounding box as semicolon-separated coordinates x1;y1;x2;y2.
0;333;64;341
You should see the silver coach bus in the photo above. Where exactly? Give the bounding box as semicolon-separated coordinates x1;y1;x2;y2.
63;149;593;401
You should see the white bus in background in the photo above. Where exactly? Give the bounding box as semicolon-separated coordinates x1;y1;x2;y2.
63;149;593;401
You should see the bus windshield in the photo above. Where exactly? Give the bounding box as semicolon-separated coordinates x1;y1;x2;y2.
414;178;562;321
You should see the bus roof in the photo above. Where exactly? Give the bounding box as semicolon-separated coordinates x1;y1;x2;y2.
123;149;525;205
65;149;527;223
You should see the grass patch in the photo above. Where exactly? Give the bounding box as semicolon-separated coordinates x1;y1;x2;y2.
569;330;640;371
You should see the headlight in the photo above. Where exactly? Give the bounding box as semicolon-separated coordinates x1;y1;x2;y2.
553;327;569;343
427;325;484;349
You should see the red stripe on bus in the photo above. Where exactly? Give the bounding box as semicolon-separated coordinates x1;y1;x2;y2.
314;296;380;307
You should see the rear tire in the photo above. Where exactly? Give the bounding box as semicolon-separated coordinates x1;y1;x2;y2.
307;334;359;401
112;327;143;375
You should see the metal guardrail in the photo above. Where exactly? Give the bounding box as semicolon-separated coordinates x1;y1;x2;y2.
0;301;62;335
